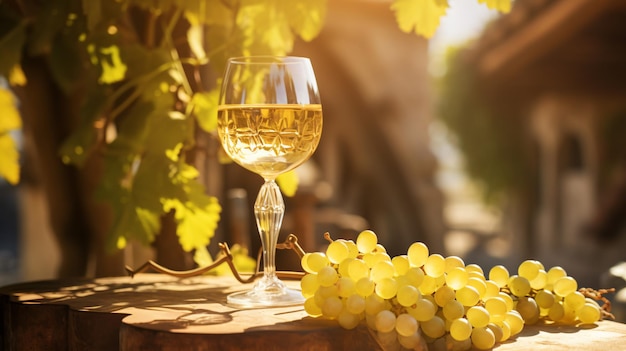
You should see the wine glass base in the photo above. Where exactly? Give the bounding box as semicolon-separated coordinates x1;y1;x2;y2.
227;276;305;308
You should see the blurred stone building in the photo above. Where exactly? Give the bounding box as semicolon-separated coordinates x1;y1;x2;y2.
451;0;626;289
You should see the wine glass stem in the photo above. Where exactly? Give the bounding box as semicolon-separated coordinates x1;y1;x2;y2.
254;179;284;280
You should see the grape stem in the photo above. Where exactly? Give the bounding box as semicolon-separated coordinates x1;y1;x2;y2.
324;232;334;243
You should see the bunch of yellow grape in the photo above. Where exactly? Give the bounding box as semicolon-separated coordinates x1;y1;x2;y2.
299;230;605;350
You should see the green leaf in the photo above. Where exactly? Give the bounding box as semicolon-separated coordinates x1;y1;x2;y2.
391;0;448;38
276;170;298;197
189;89;219;133
164;193;222;252
106;203;161;251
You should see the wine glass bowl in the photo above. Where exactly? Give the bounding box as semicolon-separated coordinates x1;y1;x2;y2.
217;56;322;307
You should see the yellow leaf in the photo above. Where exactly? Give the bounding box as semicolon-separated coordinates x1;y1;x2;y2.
478;0;512;13
98;45;127;84
0;88;21;131
189;89;219;132
280;0;328;42
0;87;21;184
9;64;27;86
276;170;298;197
0;134;20;184
391;0;448;38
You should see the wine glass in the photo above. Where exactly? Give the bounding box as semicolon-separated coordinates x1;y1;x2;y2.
217;56;323;307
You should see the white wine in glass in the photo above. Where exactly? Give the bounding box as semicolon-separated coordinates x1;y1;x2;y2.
217;56;323;307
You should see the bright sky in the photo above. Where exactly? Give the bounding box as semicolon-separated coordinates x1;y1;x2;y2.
428;0;501;75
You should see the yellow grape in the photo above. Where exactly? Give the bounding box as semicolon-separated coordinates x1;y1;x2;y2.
466;263;484;276
306;252;329;273
446;335;472;351
444;255;465;272
375;277;398;299
486;323;503;345
456;286;480;306
321;296;343;319
505;310;525;336
548;301;565;321
530;269;547;290
500;320;512;342
326;240;349;264
467;306;490;328
344;240;359;259
564;291;586;310
484;297;508;316
516;296;539;324
484;280;500;298
424;253;446;277
499;291;514;311
443;300;465;320
421;316;446;339
534;289;555;309
547;266;567;285
391;255;410;276
418;275;439;295
336;277;356;298
577;303;601;324
509;275;531;297
398;331;424;350
471;326;496;350
467;277;487;298
301;253;313;273
445;267;468;290
518;259;541;280
355;277;375;297
304;297;322;317
337;257;354;278
553;276;578;297
404;267;425;287
407;242;429;267
489;265;510;288
300;273;320;298
346;294;366;314
397;284;420;307
375;310;396;333
434;285;456;307
317;266;339;287
337;310;360;330
395;313;418;337
356;229;378;254
410;298;437;322
449;318;472;341
371;261;395;283
348;259;370;281
365;294;386;315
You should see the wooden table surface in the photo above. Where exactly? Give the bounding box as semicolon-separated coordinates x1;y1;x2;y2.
2;273;626;351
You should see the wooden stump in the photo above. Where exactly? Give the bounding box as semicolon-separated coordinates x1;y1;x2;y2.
2;274;626;350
